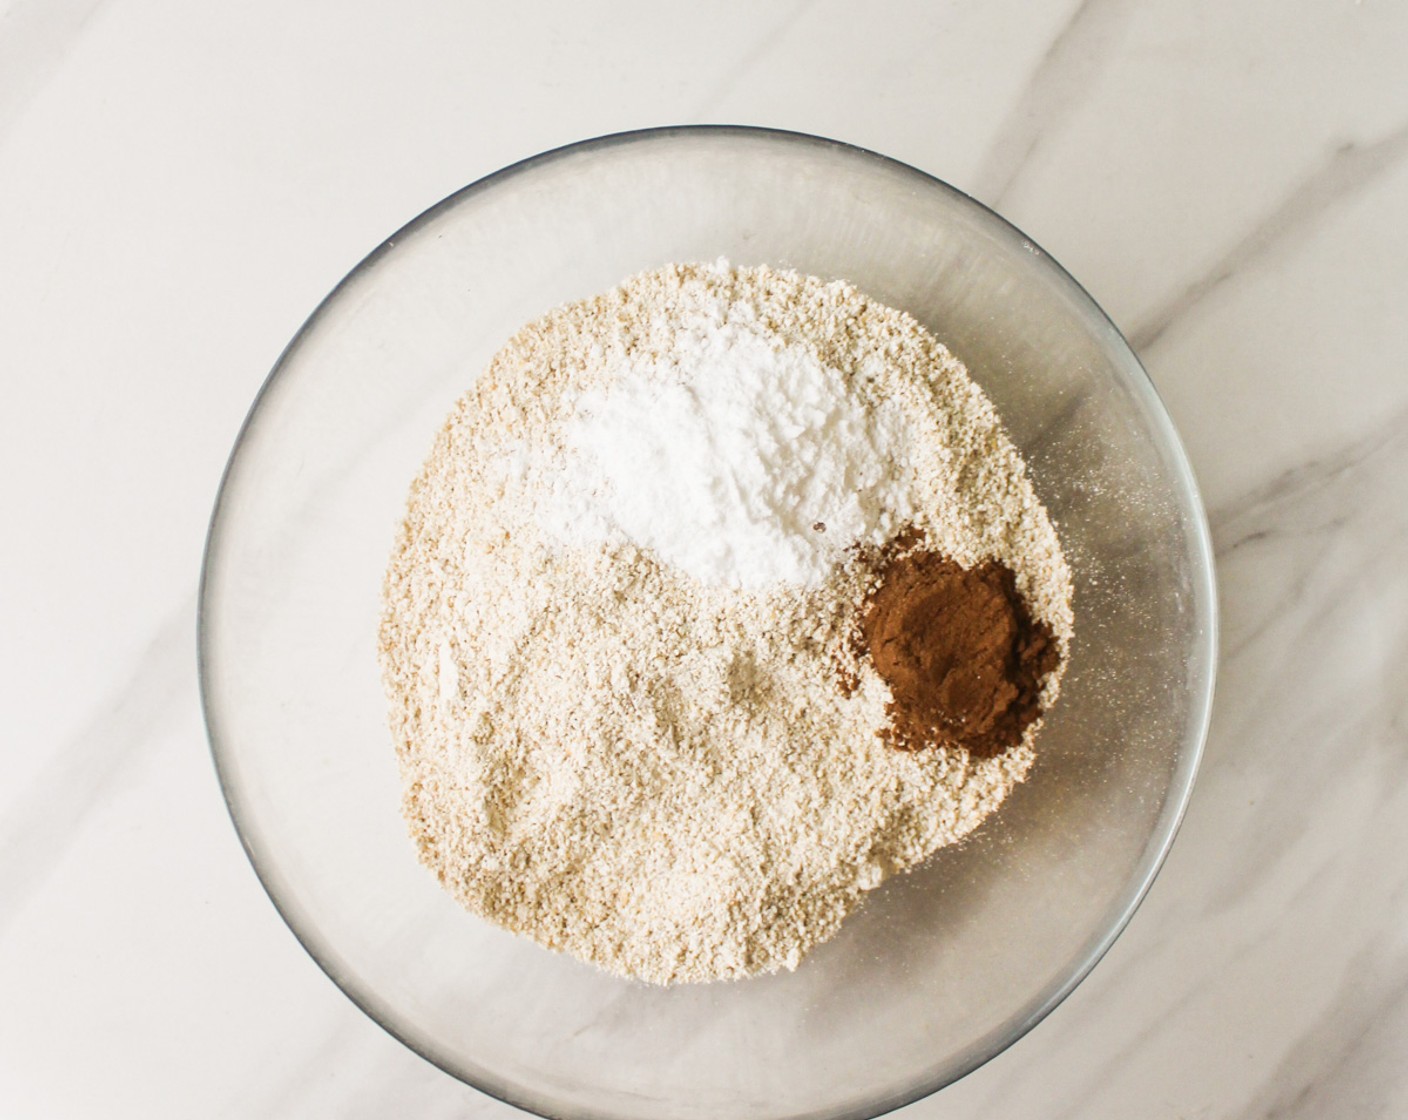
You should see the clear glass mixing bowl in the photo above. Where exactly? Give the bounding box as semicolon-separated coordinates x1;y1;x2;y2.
199;127;1216;1120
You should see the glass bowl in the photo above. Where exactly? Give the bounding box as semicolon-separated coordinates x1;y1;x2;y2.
199;127;1216;1120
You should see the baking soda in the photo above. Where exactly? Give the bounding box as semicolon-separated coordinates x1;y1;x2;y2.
543;300;915;588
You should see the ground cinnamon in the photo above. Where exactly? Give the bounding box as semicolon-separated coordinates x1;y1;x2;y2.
857;545;1060;757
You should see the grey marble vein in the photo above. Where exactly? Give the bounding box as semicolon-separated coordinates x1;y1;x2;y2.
1129;120;1408;353
223;1012;370;1120
0;0;107;146
1200;420;1407;886
1242;941;1408;1120
1211;401;1408;665
1210;404;1407;533
964;399;1408;1118
970;0;1132;207
689;0;819;121
1040;933;1274;1120
0;593;192;938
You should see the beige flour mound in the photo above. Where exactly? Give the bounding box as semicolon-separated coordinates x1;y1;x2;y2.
379;263;1073;984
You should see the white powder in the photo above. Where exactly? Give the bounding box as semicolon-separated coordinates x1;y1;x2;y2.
541;300;915;588
380;262;1074;984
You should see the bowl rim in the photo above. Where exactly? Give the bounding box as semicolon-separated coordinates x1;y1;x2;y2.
198;123;1218;1120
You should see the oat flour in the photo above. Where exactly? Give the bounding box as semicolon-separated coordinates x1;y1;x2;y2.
379;262;1073;984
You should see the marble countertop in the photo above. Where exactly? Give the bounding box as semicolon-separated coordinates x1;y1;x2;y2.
2;1;1406;1117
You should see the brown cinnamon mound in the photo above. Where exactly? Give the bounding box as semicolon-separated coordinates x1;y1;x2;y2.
858;546;1060;757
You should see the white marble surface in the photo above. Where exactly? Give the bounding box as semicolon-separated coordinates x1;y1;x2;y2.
2;0;1406;1116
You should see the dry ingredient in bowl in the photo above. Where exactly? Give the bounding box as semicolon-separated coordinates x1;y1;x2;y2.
379;261;1073;984
855;537;1061;757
